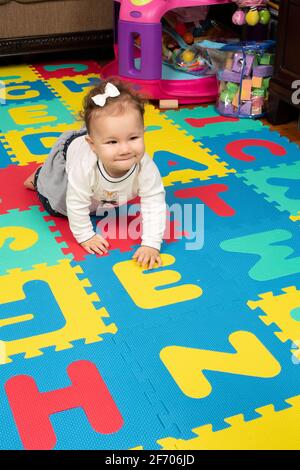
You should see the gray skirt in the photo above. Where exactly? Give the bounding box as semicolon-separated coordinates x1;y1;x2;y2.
35;128;87;216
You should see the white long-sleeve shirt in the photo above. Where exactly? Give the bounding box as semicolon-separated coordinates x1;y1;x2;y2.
65;136;166;250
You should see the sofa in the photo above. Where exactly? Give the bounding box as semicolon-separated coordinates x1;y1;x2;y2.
0;0;114;61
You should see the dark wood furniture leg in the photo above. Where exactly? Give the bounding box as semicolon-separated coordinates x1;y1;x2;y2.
268;92;298;125
266;0;300;129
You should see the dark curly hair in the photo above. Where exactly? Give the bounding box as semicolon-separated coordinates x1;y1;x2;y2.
81;78;146;135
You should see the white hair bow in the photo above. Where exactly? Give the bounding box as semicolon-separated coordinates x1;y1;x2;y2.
92;82;120;107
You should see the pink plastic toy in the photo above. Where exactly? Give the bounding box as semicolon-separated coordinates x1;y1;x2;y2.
232;9;246;25
231;1;270;26
102;0;233;104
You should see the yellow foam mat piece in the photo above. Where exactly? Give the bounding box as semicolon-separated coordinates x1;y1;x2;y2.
248;286;300;345
0;260;117;362
158;395;300;449
290;212;300;223
145;105;235;186
3;122;83;165
47;75;101;114
113;253;202;309
0;65;40;84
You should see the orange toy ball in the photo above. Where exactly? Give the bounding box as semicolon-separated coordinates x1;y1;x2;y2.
183;31;194;45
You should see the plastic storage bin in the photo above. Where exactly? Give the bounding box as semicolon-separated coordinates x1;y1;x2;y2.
210;40;276;118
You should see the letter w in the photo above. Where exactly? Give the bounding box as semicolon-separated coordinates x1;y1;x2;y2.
220;229;300;281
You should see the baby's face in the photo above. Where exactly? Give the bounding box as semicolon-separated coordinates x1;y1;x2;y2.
87;106;145;178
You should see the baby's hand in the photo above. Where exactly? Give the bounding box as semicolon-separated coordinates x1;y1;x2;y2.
133;246;162;269
80;234;109;255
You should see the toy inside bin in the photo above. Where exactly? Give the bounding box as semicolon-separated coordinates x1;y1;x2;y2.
204;40;275;118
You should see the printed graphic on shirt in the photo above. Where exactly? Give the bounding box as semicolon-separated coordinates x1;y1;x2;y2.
99;190;119;208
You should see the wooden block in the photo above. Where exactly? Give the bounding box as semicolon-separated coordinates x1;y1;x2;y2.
241;79;252;101
252;96;264;107
253;65;274;77
225;56;233;71
252;106;262;115
252;76;263;88
221;69;242;83
259;53;274;65
263;77;271;90
232;90;240;108
159;99;179;109
240;101;252;116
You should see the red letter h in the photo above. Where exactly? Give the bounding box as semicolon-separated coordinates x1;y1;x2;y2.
5;360;124;449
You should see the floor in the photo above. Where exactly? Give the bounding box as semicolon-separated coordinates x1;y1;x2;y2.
262;119;300;147
1;60;300;450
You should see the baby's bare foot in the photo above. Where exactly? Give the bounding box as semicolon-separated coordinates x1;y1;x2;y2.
24;177;36;190
24;168;40;191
